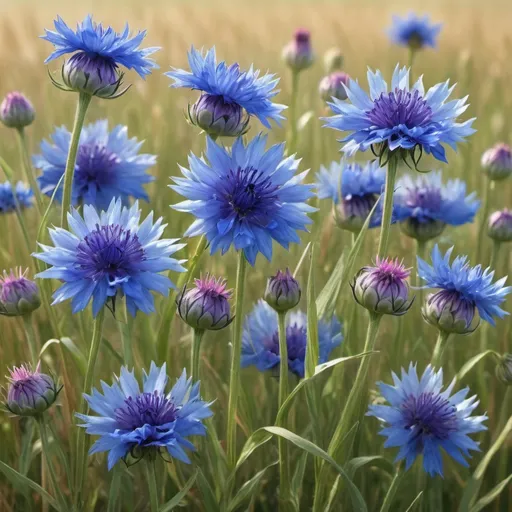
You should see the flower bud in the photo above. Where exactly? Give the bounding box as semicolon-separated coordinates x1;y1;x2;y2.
323;47;344;73
5;363;60;416
0;268;41;317
319;72;350;102
189;94;249;138
495;354;512;385
333;195;377;233
264;269;301;312
0;92;35;129
282;29;314;72
481;143;512;181
488;209;512;243
422;289;479;335
177;275;233;331
400;218;446;242
351;258;413;316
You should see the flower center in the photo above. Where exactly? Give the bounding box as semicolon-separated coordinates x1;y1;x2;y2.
401;391;458;440
75;224;145;283
343;194;377;219
406;185;442;212
367;89;433;129
115;392;177;430
75;143;119;191
265;324;307;363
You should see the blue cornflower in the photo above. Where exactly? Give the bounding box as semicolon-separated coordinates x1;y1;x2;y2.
171;135;315;266
0;181;33;213
33;198;186;317
77;362;212;470
323;65;475;164
42;15;159;97
395;172;479;241
418;245;511;329
241;300;342;378
368;363;487;477
316;159;385;231
165;47;286;136
34;120;156;211
388;14;442;50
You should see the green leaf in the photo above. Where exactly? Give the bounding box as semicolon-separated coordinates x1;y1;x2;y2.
297;111;314;132
457;350;500;381
159;470;198;512
305;244;319;379
196;468;220;512
405;492;423;512
227;462;277;512
40;337;87;375
0;461;59;511
347;456;394;479
235;428;273;471
19;418;35;477
290;452;308;511
262;427;367;512
470;474;512;512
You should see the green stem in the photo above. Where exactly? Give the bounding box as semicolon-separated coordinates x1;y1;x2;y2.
118;306;134;368
60;92;92;229
22;314;38;366
416;239;427;307
191;328;205;380
489;239;501;270
156;235;207;363
107;466;122;512
408;49;417;77
226;251;248;469
288;70;300;154
74;307;105;505
475;178;492;264
431;331;451;368
377;155;398;258
145;460;159;512
496;387;511;502
16;128;44;214
380;465;404;512
277;311;290;509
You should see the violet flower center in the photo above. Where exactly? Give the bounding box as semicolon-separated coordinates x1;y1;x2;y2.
115;392;177;430
75;143;119;189
264;324;307;362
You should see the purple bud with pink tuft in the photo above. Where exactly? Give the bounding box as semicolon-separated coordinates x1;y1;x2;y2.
319;72;350;102
0;268;41;317
264;268;301;312
282;29;314;72
0;92;35;129
488;209;512;243
481;143;512;181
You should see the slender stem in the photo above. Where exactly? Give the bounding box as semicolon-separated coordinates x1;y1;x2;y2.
288;70;300;154
380;465;404;512
475;178;492;264
107;466;122;512
416;239;427;308
377;155;398;258
408;49;417;77
22;314;38;366
118;306;133;367
277;311;290;509
145;460;159;512
431;331;451;368
226;251;248;469
74;307;105;505
60;92;92;229
16;128;44;214
496;387;511;503
489;239;501;270
157;235;207;363
191;328;205;380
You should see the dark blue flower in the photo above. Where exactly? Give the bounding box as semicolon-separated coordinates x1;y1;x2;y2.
323;65;475;163
77;362;212;470
0;181;33;213
34;120;156;211
388;13;442;50
171;135;315;266
165;47;286;129
241;300;342;378
33;199;186;317
368;363;487;477
418;245;511;326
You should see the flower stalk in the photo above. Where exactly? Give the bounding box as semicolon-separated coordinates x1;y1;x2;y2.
377;155;398;258
191;328;205;380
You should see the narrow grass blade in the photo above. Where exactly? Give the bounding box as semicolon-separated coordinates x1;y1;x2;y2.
159;470;198;512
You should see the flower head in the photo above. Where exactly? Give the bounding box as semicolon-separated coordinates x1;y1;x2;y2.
418;245;511;327
241;300;342;378
177;274;233;331
388;13;442;50
0;92;35;129
5;363;60;417
0;181;33;214
42;15;159;97
488;209;512;243
172;135;315;266
316;159;386;232
368;363;487;476
76;363;212;469
352;257;414;316
282;29;315;72
481;143;512;181
166;47;285;133
34;120;155;211
395;172;479;241
495;354;512;385
0;268;41;317
264;268;301;312
319;72;350;102
33;199;186;317
323;65;475;164
323;47;344;73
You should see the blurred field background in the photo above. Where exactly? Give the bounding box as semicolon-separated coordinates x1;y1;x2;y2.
0;0;512;510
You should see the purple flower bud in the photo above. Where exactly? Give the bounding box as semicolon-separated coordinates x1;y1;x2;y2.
333;194;377;233
352;258;414;316
282;29;314;72
0;92;35;129
5;362;60;416
177;274;233;331
488;209;512;243
400;218;446;242
495;354;512;385
189;94;249;138
422;289;478;334
264;269;301;312
323;47;344;73
0;268;40;317
481;143;512;181
319;72;350;102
